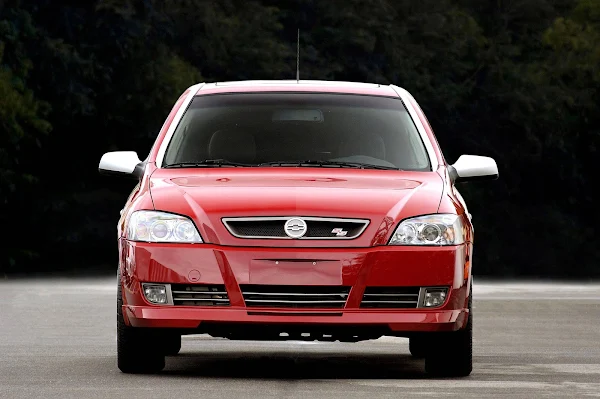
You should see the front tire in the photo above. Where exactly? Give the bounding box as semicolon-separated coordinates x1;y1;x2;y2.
409;336;427;358
117;274;165;373
424;287;473;377
162;334;182;356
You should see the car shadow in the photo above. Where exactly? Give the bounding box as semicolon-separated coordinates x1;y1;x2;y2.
161;347;427;379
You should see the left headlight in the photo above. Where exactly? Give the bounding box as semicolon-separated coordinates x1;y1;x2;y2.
127;210;203;243
388;214;465;246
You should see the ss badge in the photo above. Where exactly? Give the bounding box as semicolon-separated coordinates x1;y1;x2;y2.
331;228;348;237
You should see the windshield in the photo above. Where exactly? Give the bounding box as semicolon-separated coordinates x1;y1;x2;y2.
162;93;431;171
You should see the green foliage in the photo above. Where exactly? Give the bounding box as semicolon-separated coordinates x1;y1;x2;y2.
0;8;51;270
1;0;598;277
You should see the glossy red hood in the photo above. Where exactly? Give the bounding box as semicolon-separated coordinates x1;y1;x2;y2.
149;168;444;247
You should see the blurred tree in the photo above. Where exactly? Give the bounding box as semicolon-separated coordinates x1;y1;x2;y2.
533;0;600;270
160;0;293;80
0;7;51;270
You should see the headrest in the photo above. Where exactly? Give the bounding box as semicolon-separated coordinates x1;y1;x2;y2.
338;134;386;160
208;128;256;163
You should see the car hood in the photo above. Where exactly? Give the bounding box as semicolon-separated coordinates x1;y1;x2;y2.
149;168;444;247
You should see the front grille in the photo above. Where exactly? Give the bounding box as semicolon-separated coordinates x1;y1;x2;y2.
360;287;420;308
222;217;369;239
171;284;230;306
240;285;350;308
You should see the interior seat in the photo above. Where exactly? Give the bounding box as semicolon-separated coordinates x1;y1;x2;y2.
337;134;386;160
208;128;256;163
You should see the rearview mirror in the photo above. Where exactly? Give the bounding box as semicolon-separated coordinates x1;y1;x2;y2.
98;151;144;179
272;109;324;122
449;155;498;183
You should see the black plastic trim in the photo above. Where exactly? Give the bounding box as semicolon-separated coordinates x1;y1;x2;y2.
455;173;499;184
247;311;343;317
448;165;459;183
98;161;146;180
132;161;146;179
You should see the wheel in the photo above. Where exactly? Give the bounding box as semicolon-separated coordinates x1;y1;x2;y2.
409;336;427;358
117;273;165;373
424;285;473;377
162;334;182;356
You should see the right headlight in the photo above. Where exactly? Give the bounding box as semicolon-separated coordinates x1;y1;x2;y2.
388;214;465;246
127;210;203;243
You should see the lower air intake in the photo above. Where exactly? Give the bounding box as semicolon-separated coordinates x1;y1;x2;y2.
360;287;420;308
171;284;230;306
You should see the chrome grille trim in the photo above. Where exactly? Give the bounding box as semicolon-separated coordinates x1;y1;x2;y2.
240;285;351;308
171;284;230;306
360;287;421;308
173;298;229;302
222;216;370;240
244;299;347;304
243;292;346;297
171;291;228;295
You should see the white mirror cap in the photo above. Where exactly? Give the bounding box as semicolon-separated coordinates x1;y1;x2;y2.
98;151;141;174
453;155;498;179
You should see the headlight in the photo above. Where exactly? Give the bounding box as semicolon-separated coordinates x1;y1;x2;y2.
127;211;203;243
388;214;464;246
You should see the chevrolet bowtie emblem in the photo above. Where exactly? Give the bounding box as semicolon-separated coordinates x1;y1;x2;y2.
284;218;308;238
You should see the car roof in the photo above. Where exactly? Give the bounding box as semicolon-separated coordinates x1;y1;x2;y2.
195;80;401;97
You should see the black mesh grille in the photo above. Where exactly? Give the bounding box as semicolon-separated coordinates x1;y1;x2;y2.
224;218;368;239
360;287;420;309
171;284;230;306
241;285;351;308
226;220;285;237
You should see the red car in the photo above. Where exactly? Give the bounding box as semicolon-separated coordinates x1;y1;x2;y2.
99;80;498;376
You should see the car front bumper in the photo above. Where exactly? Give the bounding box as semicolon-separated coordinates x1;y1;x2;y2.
120;240;472;334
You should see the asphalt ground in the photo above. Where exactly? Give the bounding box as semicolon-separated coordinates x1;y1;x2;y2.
1;278;600;398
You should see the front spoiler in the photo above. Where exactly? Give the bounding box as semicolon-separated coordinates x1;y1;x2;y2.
124;305;469;333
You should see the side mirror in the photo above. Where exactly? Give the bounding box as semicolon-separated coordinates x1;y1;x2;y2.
449;155;498;183
98;151;145;179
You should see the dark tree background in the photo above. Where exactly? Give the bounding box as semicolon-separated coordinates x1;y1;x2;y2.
1;0;598;278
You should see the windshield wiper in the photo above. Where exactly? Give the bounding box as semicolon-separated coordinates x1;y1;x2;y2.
165;159;399;170
259;160;399;170
164;159;253;168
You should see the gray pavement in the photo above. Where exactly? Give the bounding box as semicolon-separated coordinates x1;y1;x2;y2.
1;278;600;398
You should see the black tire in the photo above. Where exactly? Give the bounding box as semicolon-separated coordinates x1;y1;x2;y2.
117;274;165;373
424;286;473;377
162;334;182;356
409;336;428;358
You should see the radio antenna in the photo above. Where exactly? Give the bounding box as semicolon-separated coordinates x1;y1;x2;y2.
296;29;300;82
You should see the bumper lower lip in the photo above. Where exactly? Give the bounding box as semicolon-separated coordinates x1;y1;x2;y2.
124;305;468;332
